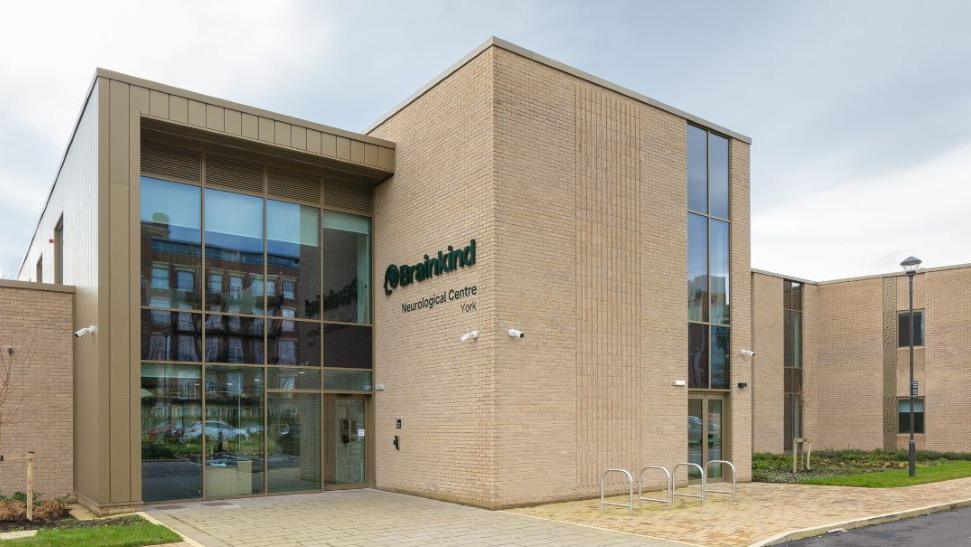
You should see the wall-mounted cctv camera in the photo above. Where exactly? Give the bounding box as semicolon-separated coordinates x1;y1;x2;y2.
739;348;755;357
74;325;97;338
459;330;479;342
507;329;525;338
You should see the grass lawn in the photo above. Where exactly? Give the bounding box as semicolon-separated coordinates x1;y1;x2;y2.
3;515;181;547
754;449;971;487
802;460;971;487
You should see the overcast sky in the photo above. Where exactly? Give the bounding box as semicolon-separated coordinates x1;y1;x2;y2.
1;1;969;280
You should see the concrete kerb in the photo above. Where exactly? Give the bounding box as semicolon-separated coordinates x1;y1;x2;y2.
750;497;971;546
138;511;206;547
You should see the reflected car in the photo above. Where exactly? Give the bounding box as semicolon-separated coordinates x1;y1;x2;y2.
180;420;249;442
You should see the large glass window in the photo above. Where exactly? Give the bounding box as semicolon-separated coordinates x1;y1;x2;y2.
140;165;373;502
708;133;729;219
141;309;201;362
688;214;708;323
898;398;925;434
205;189;265;315
267;201;320;319
141;363;202;502
267;392;321;493
687;125;708;214
709;219;730;325
687;125;731;390
898;310;925;347
204;366;264;497
322;212;370;324
323;324;373;369
140;178;201;309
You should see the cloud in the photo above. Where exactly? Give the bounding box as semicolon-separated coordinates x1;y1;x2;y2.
753;141;971;281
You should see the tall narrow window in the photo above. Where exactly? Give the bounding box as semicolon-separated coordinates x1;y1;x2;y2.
783;280;803;450
35;257;42;283
687;124;731;389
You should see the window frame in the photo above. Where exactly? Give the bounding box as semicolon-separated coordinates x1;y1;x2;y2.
897;397;926;434
898;309;925;348
687;123;732;391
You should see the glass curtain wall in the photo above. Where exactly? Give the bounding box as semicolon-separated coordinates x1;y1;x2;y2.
687;125;731;390
783;280;803;450
139;168;372;502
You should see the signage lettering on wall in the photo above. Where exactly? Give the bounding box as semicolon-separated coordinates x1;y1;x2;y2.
383;239;476;295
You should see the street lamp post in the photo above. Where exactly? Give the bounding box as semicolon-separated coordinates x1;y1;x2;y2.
900;256;922;477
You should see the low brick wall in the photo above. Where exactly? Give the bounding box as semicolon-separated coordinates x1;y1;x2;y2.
0;280;73;498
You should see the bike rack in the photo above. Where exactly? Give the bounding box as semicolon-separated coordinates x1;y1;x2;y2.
704;460;737;500
637;465;673;508
599;468;634;514
672;462;705;505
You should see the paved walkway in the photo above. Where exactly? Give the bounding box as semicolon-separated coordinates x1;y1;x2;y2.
146;489;685;547
508;477;971;546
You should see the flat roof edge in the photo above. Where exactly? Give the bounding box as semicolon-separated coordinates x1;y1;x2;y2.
365;36;752;144
752;261;971;286
96;68;395;149
0;279;75;294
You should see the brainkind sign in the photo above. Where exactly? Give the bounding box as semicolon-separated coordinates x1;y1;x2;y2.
383;239;476;295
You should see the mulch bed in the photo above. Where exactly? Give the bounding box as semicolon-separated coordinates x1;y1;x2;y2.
0;515;146;533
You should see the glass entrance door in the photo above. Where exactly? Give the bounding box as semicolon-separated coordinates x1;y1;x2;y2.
687;396;726;479
324;395;366;488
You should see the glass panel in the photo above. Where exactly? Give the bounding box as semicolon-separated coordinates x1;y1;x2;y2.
784;393;795;450
141;309;201;362
325;396;366;486
267;200;320;319
323;324;373;369
709;219;730;325
268;367;321;391
267;392;321;493
140;178;202;309
324;370;372;392
268;320;321;366
687;125;707;213
141;363;202;502
687;399;703;478
688;214;708;322
710;326;730;389
205;189;264;315
708;133;729;219
898;399;926;434
204;366;264;497
688;323;709;389
322;212;370;324
203;315;263;364
784;280;802;312
707;400;724;478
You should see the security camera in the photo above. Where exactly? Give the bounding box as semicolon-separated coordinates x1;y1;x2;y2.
74;325;97;338
739;348;755;357
459;330;479;342
507;329;525;338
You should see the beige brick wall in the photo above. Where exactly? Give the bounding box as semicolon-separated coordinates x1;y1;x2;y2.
369;48;498;507
803;278;886;450
370;43;751;508
921;268;971;451
753;266;971;454
751;273;784;453
0;282;74;498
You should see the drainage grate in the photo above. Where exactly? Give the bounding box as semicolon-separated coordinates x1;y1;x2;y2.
151;504;185;510
203;501;234;507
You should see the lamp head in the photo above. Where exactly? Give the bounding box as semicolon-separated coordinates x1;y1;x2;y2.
900;256;922;275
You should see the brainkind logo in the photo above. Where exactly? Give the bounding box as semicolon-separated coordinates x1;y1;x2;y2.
383;239;476;295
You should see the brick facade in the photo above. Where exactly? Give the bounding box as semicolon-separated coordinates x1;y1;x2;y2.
0;281;74;498
371;41;752;508
752;264;971;454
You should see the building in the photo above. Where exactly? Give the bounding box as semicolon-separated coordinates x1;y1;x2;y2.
751;264;971;454
15;37;753;512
